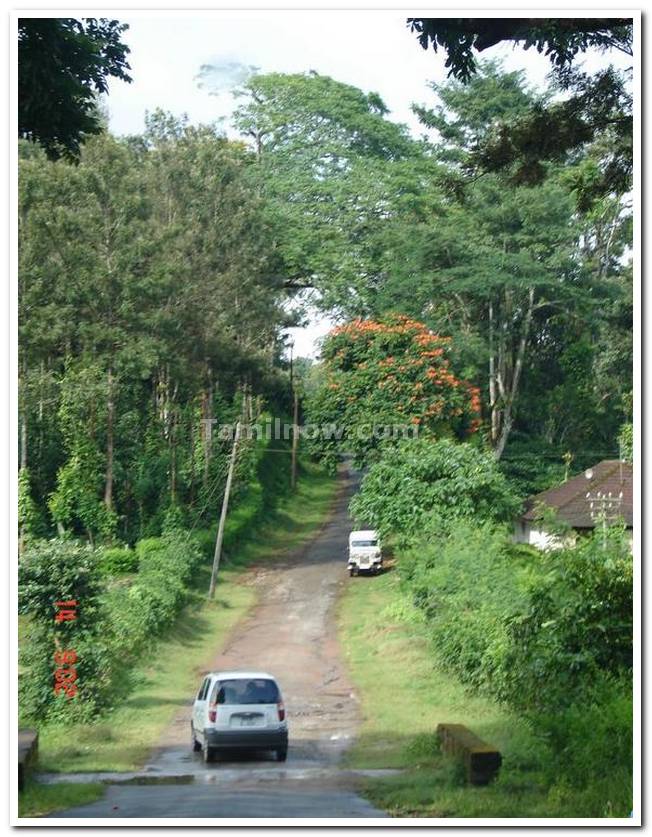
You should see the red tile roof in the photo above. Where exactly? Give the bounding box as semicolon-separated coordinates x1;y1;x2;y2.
521;460;633;529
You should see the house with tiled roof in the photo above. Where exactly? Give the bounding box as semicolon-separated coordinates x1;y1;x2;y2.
514;460;633;550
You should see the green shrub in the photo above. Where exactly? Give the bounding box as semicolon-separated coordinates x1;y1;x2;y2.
500;529;632;710
192;528;217;559
99;546;137;575
535;675;633;816
106;531;203;663
134;537;165;566
18;539;112;722
399;520;535;693
351;438;521;545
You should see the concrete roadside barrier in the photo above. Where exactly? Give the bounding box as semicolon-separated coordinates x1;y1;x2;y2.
18;728;39;791
436;723;502;786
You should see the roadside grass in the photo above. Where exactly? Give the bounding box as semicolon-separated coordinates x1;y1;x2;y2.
18;780;105;818
36;457;336;774
338;567;570;818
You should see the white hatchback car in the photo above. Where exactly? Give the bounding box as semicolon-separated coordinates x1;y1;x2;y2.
191;670;288;763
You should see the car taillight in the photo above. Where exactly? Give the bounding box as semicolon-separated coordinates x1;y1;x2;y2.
277;701;285;721
208;704;217;723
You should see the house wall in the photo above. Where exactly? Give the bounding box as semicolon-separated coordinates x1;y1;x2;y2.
514;521;633;552
527;527;568;550
513;521;560;548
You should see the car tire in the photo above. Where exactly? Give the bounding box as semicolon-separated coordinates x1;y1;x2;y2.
276;748;288;762
348;567;354;577
203;742;215;763
191;724;202;752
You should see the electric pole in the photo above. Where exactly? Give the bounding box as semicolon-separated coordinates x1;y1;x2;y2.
208;421;241;598
291;387;299;490
586;489;623;549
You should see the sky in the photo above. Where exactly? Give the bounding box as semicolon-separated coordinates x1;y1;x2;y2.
103;12;633;357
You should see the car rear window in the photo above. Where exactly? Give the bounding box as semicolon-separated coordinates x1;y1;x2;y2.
351;539;377;547
211;678;280;705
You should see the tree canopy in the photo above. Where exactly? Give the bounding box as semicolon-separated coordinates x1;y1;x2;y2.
408;18;633;81
18;17;131;160
306;315;480;467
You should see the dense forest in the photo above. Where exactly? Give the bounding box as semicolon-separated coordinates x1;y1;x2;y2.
19;63;633;545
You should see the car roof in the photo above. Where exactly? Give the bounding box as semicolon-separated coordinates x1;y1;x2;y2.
349;530;378;539
205;670;278;681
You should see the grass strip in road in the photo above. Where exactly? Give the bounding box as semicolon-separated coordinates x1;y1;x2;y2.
338;566;567;818
19;780;105;818
37;458;336;775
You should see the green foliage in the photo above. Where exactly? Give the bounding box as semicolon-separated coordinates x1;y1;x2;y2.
18;539;112;721
619;422;633;463
232;71;424;311
18;467;43;542
306;315;481;468
408;18;632;82
19;778;105;818
18;429;302;724
98;546;137;575
107;532;203;653
18;539;104;625
47;362;117;541
534;675;632;817
162;505;186;533
19;121;290;545
350;439;520;543
18;17;132;159
498;436;570;498
399;520;535;692
134;537;165;566
389;515;632;815
18;64;632;545
501;530;633;710
397;519;632;713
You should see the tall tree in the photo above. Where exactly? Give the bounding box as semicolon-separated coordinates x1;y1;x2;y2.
408;17;634;198
232;72;425;313
18;18;132;160
19;121;291;542
374;64;624;461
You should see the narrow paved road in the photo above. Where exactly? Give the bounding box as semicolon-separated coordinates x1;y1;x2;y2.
48;465;389;820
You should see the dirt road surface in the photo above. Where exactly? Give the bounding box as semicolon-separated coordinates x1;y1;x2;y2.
48;465;390;820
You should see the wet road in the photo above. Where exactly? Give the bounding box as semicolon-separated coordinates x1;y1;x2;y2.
48;465;389;820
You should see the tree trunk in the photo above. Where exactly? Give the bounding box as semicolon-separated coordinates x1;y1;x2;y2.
20;409;27;471
104;366;115;510
494;287;535;460
201;364;213;488
488;299;499;446
19;360;28;470
189;414;196;506
170;409;177;505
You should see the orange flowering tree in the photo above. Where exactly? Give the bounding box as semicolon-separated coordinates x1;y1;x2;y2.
306;314;481;466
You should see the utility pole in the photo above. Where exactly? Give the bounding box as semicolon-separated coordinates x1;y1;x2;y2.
208;421;241;599
586;489;623;550
291;387;299;490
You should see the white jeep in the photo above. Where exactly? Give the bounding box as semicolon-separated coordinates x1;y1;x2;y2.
347;530;382;576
